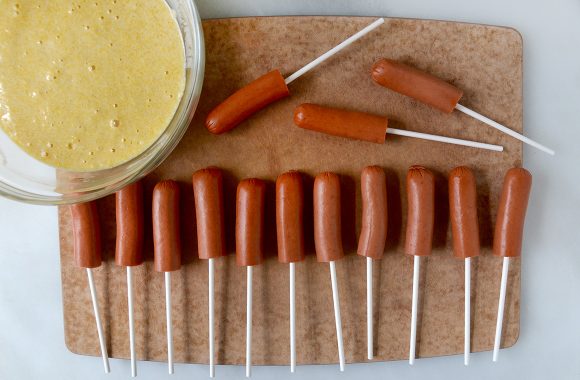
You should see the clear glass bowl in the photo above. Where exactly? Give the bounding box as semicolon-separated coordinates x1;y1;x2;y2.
0;0;205;205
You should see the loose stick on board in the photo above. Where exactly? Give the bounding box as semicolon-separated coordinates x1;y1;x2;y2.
70;202;110;373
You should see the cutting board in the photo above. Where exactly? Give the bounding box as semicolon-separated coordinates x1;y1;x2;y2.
58;16;523;365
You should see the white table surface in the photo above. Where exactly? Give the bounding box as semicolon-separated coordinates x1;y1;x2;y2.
1;0;579;379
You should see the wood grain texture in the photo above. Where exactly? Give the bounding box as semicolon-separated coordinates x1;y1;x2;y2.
59;16;523;365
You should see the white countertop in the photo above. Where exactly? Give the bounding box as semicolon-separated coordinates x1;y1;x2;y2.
1;0;579;379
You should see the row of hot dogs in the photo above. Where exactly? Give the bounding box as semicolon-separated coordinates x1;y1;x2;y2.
69;164;532;376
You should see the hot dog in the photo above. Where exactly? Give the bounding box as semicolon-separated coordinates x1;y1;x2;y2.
70;201;102;268
448;167;480;259
357;166;388;260
115;182;144;267
276;171;305;264
205;70;290;135
313;172;344;262
236;178;266;266
294;103;388;144
152;180;181;272
371;59;463;113
192;168;227;260
493;168;532;258
405;166;435;257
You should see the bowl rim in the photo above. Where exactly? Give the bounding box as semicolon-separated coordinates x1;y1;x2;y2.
0;0;205;206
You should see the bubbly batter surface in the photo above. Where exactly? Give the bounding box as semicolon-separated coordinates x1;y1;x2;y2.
0;0;185;171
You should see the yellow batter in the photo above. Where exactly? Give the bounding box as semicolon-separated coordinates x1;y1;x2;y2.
0;0;185;171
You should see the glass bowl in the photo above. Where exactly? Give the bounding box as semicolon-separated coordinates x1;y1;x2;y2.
0;0;205;205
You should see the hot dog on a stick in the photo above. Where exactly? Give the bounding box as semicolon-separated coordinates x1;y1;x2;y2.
70;201;110;373
276;171;305;372
236;178;266;378
192;168;227;378
115;182;145;377
314;172;346;371
448;167;480;366
205;18;384;135
492;168;532;362
371;59;554;155
405;166;435;365
152;180;182;374
294;103;503;152
356;166;388;360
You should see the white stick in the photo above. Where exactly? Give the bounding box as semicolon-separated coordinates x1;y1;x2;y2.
284;18;384;85
127;267;137;377
86;268;110;373
246;266;253;378
367;257;373;360
289;262;296;373
464;257;471;366
493;257;510;362
409;256;421;365
329;261;345;372
387;127;503;152
455;104;555;155
165;272;174;374
209;258;215;378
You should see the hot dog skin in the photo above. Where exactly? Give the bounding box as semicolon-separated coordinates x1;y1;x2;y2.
276;171;305;264
294;103;388;144
205;70;290;135
115;181;144;267
236;178;266;266
405;166;435;257
192;167;227;260
448;167;480;259
371;58;463;114
493;168;532;258
152;180;182;272
313;172;344;262
71;201;102;269
357;166;388;260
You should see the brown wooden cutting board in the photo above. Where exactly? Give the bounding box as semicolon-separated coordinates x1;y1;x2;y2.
58;16;523;365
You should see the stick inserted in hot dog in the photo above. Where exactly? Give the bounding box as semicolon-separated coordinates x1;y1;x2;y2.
204;19;384;135
293;103;503;152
